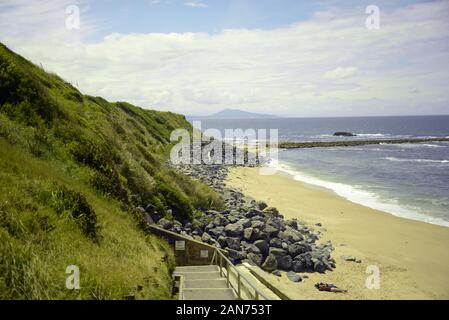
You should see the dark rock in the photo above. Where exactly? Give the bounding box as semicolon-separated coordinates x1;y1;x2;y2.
313;260;326;273
225;237;241;250
251;220;265;229
263;207;280;216
286;271;302;283
254;240;269;254
224;223;243;237
288;242;311;257
157;218;173;230
213;215;229;227
261;254;278;272
333;131;356;137
226;249;245;262
292;260;305;273
341;255;362;263
285;219;298;230
240;218;252;228
247;252;263;266
263;224;279;237
269;247;287;258
217;236;227;247
279;229;303;243
277;255;293;270
269;238;283;248
201;232;212;243
256;201;268;211
243;227;254;241
271;270;282;277
209;226;224;238
244;244;261;254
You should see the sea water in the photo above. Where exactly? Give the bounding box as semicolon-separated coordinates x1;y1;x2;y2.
197;115;449;227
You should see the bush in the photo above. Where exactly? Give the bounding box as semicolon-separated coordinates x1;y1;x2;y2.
50;184;98;240
155;180;193;221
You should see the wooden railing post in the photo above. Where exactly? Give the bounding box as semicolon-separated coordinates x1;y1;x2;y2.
219;253;223;276
226;263;230;288
237;273;241;299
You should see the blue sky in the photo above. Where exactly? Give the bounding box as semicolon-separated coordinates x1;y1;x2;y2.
1;0;448;117
85;0;428;36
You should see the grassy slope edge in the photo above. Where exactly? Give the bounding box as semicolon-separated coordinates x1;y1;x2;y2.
0;42;221;299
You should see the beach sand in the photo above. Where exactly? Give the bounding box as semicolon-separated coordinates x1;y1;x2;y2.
226;167;449;299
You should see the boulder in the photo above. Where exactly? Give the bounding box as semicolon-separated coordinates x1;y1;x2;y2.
263;224;279;237
224;223;243;237
269;247;287;258
157;218;173;230
263;207;280;216
269;238;283;248
247;252;263;266
271;270;282;277
213;215;229;227
201;232;212;243
256;201;268;211
286;271;302;283
277;255;293;270
261;254;278;272
209;226;224;238
226;249;245;262
244;244;261;254
225;237;241;250
285;219;298;230
254;240;269;254
279;229;303;243
217;236;227;248
240;218;252;228
287;242;311;257
251;220;265;229
313;260;326;273
243;228;254;241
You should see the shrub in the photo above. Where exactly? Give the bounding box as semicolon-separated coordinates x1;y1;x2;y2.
50;184;98;240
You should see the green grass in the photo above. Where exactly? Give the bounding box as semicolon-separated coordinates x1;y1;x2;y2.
0;42;222;299
0;140;175;299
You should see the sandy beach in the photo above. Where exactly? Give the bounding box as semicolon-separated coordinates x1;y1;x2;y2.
226;167;449;299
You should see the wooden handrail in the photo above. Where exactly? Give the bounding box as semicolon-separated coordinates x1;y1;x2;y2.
213;248;271;300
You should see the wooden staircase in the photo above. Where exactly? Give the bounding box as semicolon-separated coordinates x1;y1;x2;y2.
174;265;237;300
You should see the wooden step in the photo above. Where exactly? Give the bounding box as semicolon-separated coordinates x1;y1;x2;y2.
184;278;228;289
182;288;236;300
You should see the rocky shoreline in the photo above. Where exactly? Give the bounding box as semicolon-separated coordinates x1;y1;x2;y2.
148;163;336;280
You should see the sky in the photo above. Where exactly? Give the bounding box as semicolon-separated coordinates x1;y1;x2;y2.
1;0;448;117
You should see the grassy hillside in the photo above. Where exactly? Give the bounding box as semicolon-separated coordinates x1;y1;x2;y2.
0;42;221;299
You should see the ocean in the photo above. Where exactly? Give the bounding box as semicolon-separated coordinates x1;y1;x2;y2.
194;115;449;227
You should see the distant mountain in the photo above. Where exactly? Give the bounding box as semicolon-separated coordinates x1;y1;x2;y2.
189;108;278;119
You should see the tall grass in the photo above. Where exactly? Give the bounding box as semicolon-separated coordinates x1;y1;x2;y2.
0;42;222;299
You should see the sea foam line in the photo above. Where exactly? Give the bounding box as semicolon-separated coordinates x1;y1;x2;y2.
265;160;449;228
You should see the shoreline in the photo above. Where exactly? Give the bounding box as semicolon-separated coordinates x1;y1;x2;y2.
269;160;449;228
226;166;449;299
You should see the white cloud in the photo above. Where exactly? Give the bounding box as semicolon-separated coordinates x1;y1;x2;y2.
323;66;358;80
1;1;449;117
184;1;208;8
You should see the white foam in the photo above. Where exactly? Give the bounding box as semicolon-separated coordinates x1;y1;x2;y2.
385;157;449;164
356;133;389;137
266;161;449;228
